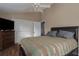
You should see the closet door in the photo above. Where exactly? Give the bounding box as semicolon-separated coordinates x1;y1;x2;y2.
15;20;34;43
34;22;41;37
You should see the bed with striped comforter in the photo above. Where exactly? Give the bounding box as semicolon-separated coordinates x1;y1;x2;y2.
20;36;77;56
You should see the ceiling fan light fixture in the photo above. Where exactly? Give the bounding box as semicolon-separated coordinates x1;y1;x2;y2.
32;3;52;12
32;3;43;12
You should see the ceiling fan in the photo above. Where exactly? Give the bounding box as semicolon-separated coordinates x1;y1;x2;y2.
32;3;52;12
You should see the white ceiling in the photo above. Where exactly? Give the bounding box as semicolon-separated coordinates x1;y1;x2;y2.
0;3;52;13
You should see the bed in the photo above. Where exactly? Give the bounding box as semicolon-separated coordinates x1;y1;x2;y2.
20;26;78;56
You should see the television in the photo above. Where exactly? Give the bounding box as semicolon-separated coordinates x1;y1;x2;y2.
0;18;14;30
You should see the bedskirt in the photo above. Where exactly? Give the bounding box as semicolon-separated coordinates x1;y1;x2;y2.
20;36;77;56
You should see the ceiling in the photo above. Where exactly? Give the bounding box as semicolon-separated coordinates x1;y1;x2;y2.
0;3;52;13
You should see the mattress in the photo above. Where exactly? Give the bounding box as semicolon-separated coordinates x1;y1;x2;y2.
20;36;77;56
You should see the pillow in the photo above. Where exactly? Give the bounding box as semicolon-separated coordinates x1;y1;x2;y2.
57;30;66;37
57;30;75;39
47;31;57;37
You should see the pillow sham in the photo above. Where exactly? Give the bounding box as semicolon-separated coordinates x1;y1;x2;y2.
47;31;57;37
57;30;75;39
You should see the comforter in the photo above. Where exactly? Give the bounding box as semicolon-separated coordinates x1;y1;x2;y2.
20;36;77;56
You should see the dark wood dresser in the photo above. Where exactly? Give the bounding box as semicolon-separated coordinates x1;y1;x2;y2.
0;18;15;55
0;30;15;50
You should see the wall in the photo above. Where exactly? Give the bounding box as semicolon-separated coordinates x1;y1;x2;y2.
42;3;79;34
0;12;41;21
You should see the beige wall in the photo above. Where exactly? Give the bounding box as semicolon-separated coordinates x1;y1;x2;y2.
42;3;79;34
0;12;41;21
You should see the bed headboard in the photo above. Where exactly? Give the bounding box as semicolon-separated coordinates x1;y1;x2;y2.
51;26;78;42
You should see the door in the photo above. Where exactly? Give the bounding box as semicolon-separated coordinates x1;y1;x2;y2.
34;22;41;37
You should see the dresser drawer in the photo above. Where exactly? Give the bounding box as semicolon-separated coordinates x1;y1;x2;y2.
0;40;2;50
3;36;15;42
3;41;14;49
3;38;14;44
2;32;14;36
